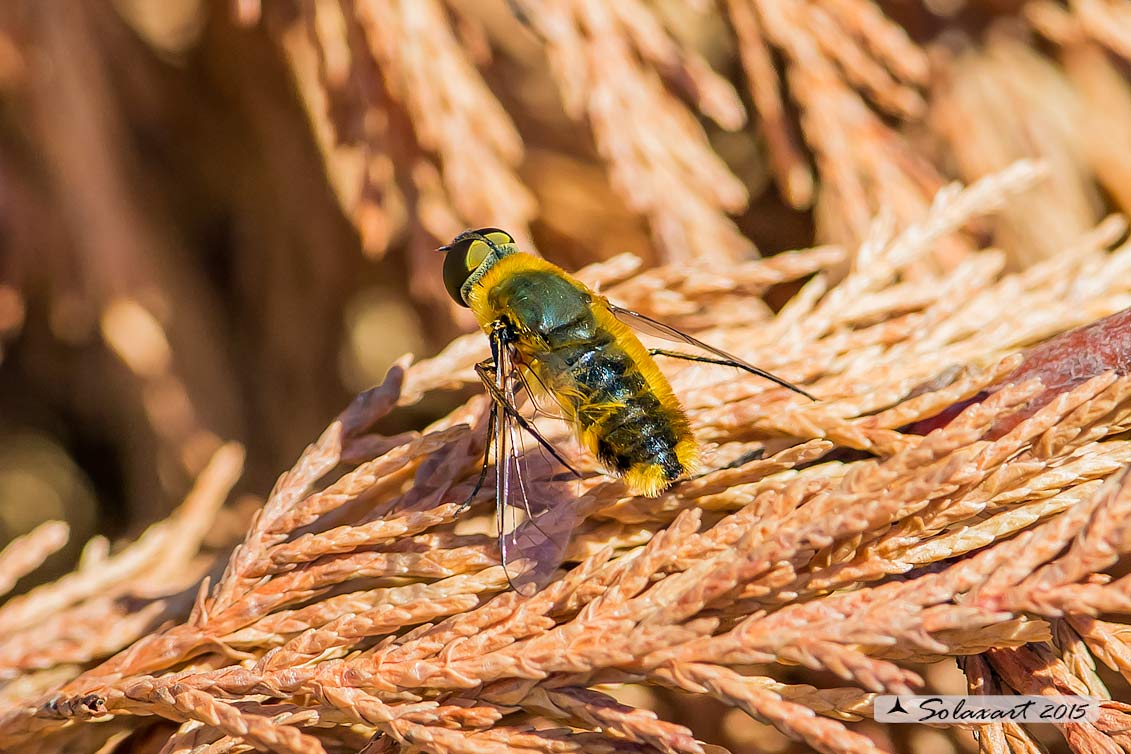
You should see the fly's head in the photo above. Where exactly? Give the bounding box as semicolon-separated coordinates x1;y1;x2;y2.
439;227;518;307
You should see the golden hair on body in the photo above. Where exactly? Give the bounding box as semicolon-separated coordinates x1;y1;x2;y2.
440;228;813;498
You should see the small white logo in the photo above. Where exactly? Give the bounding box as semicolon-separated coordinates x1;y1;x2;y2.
875;695;1100;724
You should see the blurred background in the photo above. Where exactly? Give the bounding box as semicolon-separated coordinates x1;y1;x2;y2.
0;0;1128;587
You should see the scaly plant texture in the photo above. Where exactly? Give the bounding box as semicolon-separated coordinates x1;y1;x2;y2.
7;1;1131;753
6;163;1131;754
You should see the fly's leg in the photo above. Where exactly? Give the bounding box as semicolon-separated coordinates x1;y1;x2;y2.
474;361;582;478
646;348;814;400
723;447;765;469
648;348;815;399
690;447;768;480
609;303;815;399
650;348;778;480
484;325;535;594
475;360;568;540
649;348;776;370
476;323;577;595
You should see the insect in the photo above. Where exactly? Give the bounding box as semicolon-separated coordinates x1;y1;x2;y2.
440;228;814;586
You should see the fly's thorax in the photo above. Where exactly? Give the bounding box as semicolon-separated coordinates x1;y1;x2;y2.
466;253;595;339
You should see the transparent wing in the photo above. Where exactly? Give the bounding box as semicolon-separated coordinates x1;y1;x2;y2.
514;366;572;424
492;344;516;590
605;301;816;400
504;392;577;596
476;332;580;596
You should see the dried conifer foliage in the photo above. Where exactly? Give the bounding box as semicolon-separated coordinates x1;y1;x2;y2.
5;2;1131;754
5;164;1131;754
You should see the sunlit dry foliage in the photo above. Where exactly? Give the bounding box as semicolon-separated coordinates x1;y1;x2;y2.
6;3;1131;752
4;164;1131;754
266;0;939;265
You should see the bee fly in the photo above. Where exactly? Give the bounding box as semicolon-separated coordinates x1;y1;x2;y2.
440;228;814;589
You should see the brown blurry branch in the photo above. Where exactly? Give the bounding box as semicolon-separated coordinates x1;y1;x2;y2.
262;0;938;267
276;0;926;272
726;0;941;249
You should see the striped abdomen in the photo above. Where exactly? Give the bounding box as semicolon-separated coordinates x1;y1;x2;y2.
552;327;691;474
514;284;696;494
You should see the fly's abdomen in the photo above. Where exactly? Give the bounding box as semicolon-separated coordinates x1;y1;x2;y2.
540;330;697;497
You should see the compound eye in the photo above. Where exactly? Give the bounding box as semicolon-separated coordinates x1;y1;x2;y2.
478;228;515;246
441;230;514;306
442;240;474;306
